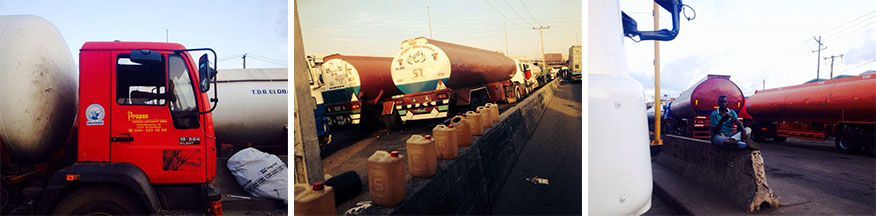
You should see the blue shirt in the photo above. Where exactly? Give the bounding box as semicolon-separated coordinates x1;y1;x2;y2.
710;109;737;136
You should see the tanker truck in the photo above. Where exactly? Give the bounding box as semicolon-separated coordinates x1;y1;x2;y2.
0;16;222;215
745;73;876;154
319;54;401;127
381;37;525;128
212;68;291;154
662;74;745;139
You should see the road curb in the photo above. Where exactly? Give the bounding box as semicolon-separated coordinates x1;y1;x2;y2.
651;163;695;215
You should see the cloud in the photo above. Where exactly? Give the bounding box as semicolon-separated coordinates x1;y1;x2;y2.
630;54;715;98
843;28;876;65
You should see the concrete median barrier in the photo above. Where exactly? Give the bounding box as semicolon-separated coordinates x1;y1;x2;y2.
359;80;559;214
654;135;781;213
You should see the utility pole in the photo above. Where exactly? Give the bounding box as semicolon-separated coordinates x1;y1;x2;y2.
763;80;765;90
532;25;549;66
242;53;247;69
824;54;844;79
165;29;168;42
504;21;509;56
293;0;324;184
427;6;433;38
812;36;827;79
652;2;662;146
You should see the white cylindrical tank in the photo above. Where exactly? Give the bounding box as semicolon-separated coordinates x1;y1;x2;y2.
0;15;77;163
588;1;652;215
212;68;288;152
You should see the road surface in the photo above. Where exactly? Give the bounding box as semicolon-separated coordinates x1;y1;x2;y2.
492;82;583;215
755;139;876;215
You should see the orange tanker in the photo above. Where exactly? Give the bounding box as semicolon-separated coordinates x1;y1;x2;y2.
745;73;875;153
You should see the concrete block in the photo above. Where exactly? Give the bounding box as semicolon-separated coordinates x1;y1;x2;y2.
655;135;781;212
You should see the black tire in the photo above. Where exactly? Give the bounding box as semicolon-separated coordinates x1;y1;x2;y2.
772;136;787;142
381;110;402;130
52;186;146;215
514;85;522;101
468;89;488;111
835;128;861;154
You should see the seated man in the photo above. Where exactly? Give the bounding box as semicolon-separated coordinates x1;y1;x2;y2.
710;95;756;149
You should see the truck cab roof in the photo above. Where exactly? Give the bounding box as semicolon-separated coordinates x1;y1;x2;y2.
81;41;187;51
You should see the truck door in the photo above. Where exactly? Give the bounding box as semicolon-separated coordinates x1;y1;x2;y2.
110;51;207;184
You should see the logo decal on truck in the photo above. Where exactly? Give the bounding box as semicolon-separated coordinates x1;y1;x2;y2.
86;104;105;126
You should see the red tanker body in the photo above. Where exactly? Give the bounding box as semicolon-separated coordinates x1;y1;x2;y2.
664;74;744;139
745;73;875;153
320;54;399;126
738;97;753;120
382;37;521;126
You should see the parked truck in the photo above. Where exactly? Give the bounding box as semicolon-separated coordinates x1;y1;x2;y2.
0;16;222;215
567;45;582;82
662;75;745;139
381;37;523;127
319;54;400;127
305;57;332;147
744;73;876;154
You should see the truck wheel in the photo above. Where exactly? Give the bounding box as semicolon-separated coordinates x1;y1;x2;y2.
381;110;402;130
836;136;861;154
835;127;861;154
514;85;521;100
52;186;146;215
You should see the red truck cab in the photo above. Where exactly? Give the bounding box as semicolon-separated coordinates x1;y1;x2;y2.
36;41;222;215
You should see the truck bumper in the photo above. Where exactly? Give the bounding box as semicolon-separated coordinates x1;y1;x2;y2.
396;100;451;122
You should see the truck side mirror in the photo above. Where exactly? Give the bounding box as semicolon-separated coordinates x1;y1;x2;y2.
198;54;215;93
130;50;161;63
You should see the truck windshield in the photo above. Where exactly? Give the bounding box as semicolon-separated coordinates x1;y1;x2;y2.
168;55;198;113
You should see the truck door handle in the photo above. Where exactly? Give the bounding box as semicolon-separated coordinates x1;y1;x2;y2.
111;137;134;142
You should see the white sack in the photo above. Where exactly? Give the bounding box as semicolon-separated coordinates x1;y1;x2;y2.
227;147;288;204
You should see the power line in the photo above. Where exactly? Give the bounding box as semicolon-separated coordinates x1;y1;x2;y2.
246;56;288;66
503;0;535;26
519;0;541;25
823;19;876;42
218;54;244;62
837;59;876;75
248;53;288;64
818;9;876;36
483;0;529;30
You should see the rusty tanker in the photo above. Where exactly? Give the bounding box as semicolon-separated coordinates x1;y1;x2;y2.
381;37;525;128
744;73;876;153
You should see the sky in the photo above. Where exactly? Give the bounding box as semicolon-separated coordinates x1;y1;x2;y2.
618;0;876;100
297;0;582;58
0;0;288;70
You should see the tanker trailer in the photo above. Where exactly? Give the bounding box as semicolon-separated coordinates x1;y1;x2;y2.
319;54;400;127
382;37;517;127
212;68;288;154
664;74;745;139
745;73;876;154
0;15;77;165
